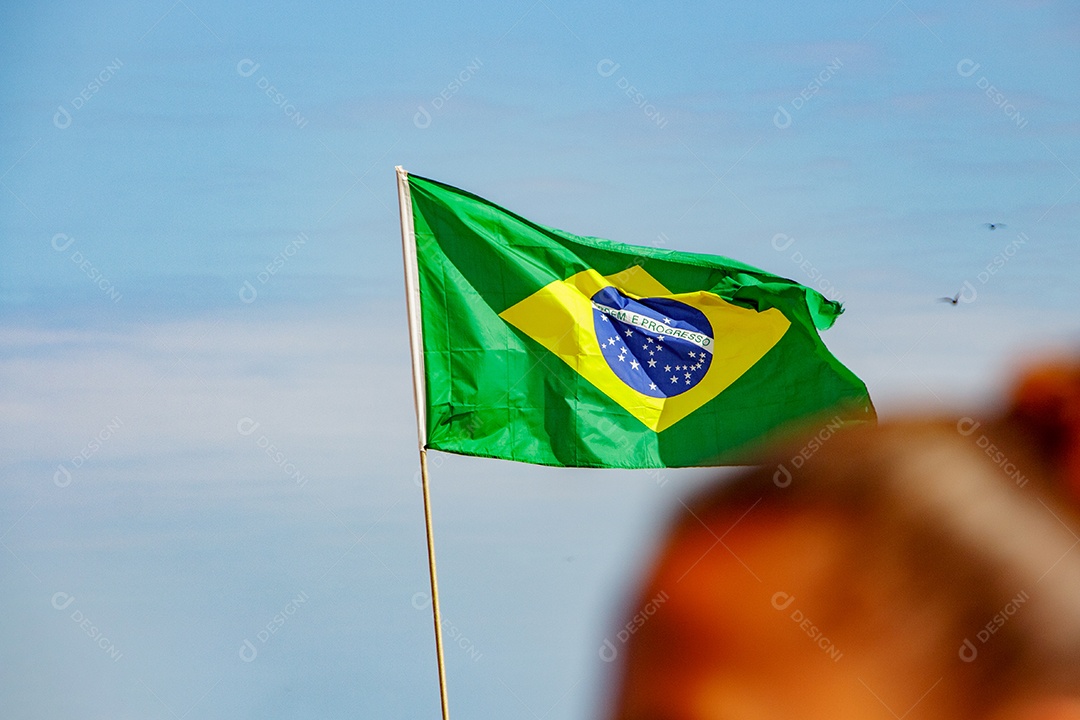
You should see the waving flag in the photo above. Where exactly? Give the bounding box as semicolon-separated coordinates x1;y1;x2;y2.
397;169;874;468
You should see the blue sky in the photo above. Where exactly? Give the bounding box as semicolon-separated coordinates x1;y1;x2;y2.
2;1;1078;718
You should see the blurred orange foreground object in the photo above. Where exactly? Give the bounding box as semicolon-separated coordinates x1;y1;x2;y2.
605;354;1080;720
1008;359;1080;503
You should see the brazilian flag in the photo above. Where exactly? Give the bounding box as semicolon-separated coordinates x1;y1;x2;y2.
398;169;874;469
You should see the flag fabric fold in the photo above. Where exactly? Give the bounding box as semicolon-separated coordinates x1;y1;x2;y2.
400;170;875;469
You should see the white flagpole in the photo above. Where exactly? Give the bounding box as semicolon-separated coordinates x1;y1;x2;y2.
396;166;451;720
397;166;428;449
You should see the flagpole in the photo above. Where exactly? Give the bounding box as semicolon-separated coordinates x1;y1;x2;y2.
397;166;451;720
417;448;450;720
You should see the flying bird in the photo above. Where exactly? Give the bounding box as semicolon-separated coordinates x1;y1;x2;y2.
983;222;1007;231
939;293;960;305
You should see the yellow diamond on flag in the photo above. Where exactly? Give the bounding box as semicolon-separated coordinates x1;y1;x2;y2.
498;266;791;432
